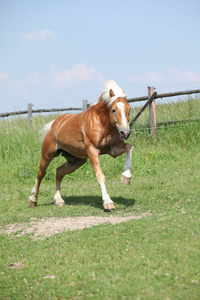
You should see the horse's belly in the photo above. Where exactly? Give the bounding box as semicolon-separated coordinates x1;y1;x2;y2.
59;142;88;159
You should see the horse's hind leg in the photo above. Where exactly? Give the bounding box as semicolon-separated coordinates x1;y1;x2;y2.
28;154;54;207
29;136;57;207
53;157;87;207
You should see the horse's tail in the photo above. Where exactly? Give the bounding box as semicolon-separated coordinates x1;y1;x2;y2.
40;120;54;141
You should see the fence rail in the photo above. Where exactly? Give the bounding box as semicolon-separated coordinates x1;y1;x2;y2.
0;107;82;118
127;88;200;103
1;87;200;139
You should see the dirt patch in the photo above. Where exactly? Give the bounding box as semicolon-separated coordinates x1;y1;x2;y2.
0;211;150;240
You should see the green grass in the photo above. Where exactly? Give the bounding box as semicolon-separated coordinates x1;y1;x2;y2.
0;98;200;299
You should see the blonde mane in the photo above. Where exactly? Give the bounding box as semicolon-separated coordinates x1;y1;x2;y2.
97;79;127;107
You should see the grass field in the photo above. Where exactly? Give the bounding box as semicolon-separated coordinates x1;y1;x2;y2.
0;98;200;299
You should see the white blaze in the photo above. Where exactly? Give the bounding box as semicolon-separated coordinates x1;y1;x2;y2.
116;102;128;128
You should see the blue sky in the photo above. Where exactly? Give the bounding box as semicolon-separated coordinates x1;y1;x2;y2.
0;0;200;113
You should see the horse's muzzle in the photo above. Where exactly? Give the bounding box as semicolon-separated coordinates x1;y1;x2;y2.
120;129;131;140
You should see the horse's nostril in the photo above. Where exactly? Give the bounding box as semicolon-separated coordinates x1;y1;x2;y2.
120;129;131;140
120;131;125;138
127;130;131;139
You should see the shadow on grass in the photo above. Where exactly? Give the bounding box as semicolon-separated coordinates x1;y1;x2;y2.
39;195;136;210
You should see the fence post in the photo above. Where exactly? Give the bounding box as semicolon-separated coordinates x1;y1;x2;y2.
28;103;32;127
148;86;157;140
82;100;88;112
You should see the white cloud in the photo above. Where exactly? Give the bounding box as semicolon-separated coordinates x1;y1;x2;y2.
26;72;47;85
0;72;9;82
141;71;166;84
50;63;105;89
22;30;54;42
127;68;200;86
128;69;166;85
6;63;104;98
13;80;29;98
168;68;200;84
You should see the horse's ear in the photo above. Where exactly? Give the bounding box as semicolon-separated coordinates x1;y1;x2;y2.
109;89;115;98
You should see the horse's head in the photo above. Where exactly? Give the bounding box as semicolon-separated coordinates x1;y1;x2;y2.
109;97;131;140
98;80;131;140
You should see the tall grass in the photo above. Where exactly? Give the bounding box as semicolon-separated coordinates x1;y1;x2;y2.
0;98;200;186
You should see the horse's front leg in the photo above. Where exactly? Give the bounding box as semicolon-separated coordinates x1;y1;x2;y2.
87;146;115;211
121;143;133;185
109;142;133;185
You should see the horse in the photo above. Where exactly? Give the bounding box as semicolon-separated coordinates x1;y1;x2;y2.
28;79;133;211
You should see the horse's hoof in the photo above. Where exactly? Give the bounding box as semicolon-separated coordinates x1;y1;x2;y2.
104;203;116;212
121;174;131;185
28;198;37;207
55;201;65;207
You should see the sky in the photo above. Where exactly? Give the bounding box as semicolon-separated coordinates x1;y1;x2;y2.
0;0;200;113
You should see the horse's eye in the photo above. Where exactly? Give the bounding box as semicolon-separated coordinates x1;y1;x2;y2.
112;108;116;115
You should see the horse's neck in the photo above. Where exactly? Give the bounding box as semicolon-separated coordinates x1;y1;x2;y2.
97;102;111;129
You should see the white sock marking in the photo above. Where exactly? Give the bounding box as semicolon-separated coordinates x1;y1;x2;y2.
99;182;113;204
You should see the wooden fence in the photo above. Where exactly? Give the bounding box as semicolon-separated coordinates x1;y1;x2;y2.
1;87;200;139
129;87;200;139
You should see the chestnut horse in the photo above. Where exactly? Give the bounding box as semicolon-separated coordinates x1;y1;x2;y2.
28;80;133;211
